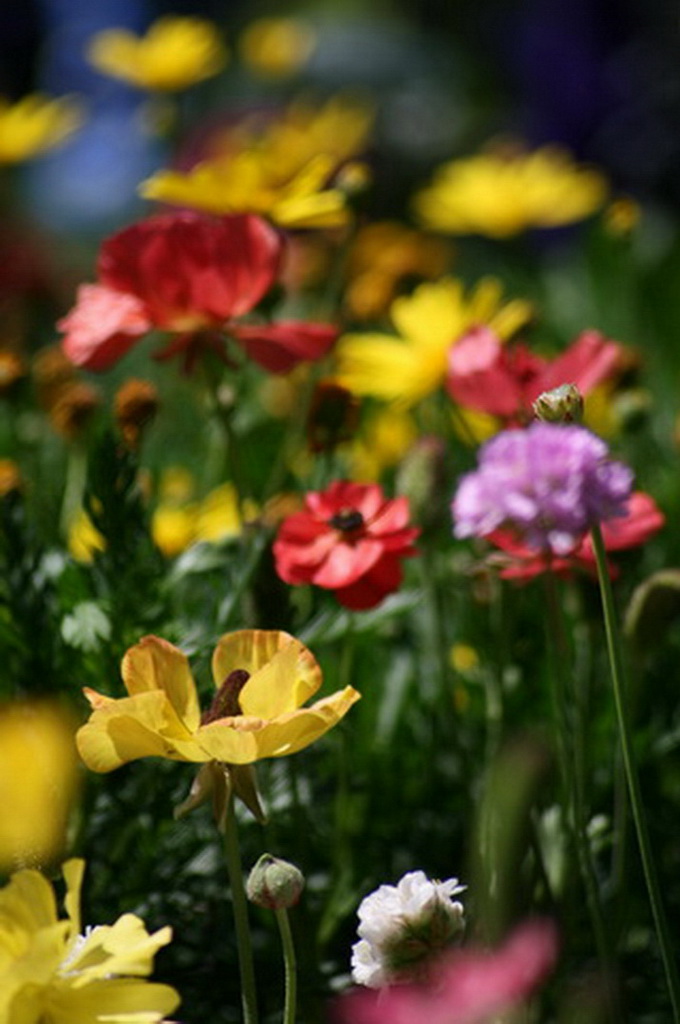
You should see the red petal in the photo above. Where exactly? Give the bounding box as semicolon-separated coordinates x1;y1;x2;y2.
232;321;339;373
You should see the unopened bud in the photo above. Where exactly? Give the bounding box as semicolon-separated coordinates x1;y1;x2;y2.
246;854;305;910
533;384;583;423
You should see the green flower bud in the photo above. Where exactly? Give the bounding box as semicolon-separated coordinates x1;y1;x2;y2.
533;384;584;423
246;854;305;910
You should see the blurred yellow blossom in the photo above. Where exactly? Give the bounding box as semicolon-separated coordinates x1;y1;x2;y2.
76;630;360;771
151;473;257;557
87;16;227;91
0;94;82;163
414;144;608;238
335;277;532;406
0;458;22;495
68;508;106;563
0;858;179;1023
0;702;79;870
345;221;453;320
239;17;316;78
140;95;373;228
603;196;641;237
348;407;418;481
449;643;480;674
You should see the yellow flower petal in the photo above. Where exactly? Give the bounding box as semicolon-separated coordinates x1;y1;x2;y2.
49;977;179;1023
62;859;85;938
122;636;201;732
238;639;322;719
0;94;83;163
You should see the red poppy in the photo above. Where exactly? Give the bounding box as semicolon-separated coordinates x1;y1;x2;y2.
446;327;621;422
230;321;339;373
485;491;664;581
273;481;420;610
60;212;281;371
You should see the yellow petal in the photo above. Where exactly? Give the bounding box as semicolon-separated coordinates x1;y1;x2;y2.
238;638;322;718
49;977;180;1023
66;915;173;985
62;858;85;938
122;636;201;732
336;332;444;405
250;687;361;760
390;278;466;354
76;691;203;772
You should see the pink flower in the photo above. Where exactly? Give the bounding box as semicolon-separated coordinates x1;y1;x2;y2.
486;491;664;580
58;284;152;371
447;328;621;422
273;481;420;610
336;919;558;1024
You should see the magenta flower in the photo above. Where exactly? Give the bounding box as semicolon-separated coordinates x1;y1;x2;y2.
336;918;558;1024
452;423;633;555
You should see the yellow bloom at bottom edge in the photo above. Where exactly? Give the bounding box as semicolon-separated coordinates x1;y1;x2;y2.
0;858;179;1024
76;630;360;772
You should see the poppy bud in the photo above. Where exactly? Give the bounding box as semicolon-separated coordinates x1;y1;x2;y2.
532;383;584;423
246;853;305;909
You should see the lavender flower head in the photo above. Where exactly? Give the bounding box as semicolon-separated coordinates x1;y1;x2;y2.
452;422;633;555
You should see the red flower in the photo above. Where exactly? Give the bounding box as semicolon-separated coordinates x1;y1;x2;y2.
273;481;420;610
447;327;621;422
486;491;664;581
58;284;153;371
336;919;558;1024
230;321;339;373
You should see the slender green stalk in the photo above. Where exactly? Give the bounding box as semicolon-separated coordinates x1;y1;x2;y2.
275;907;297;1024
591;522;680;1021
223;797;259;1024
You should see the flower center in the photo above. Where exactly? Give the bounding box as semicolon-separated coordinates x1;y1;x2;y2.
201;669;250;724
329;507;364;533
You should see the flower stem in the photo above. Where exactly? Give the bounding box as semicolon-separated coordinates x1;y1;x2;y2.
590;522;680;1021
275;906;297;1024
223;796;259;1024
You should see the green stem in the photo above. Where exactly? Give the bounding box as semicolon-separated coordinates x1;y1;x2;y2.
223;796;259;1024
591;522;680;1021
275;907;297;1024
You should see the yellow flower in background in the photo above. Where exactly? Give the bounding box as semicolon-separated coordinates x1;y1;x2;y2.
76;630;360;771
335;277;533;406
0;94;82;163
348;407;418;482
239;17;316;78
87;16;227;91
414;144;608;238
140;94;373;229
67;508;105;564
0;703;79;871
0;858;179;1023
151;474;257;557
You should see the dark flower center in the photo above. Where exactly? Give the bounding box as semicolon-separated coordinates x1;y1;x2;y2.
201;669;250;724
329;507;365;532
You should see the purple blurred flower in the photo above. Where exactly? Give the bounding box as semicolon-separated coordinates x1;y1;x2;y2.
452;423;633;555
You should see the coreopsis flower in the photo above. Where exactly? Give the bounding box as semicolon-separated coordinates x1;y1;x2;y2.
86;16;227;91
0;702;79;870
140;94;372;229
0;94;82;163
414;143;608;238
0;858;179;1023
351;871;466;988
48;381;102;441
447;328;621;424
238;17;316;78
452;423;633;556
486;491;664;581
337;919;558;1024
59;212;336;373
76;630;360;772
273;481;420;610
335;277;532;407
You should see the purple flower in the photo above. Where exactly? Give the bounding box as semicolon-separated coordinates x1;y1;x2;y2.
452;423;633;555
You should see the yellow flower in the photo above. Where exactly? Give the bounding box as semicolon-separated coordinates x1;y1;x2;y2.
335;277;533;406
76;630;360;772
87;16;227;91
0;94;82;164
151;477;258;557
348;407;418;482
68;508;106;564
194;483;258;543
140;94;373;229
0;858;179;1023
414;144;608;238
239;17;316;78
0;703;79;871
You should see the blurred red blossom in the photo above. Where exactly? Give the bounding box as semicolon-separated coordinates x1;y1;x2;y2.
335;918;558;1024
273;480;419;610
447;327;621;422
486;491;664;581
59;211;337;374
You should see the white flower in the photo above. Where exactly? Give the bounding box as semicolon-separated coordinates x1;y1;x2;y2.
351;870;466;987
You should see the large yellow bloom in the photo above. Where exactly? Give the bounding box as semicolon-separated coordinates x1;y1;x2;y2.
0;703;79;871
0;858;179;1024
414;144;608;238
87;16;227;91
335;277;533;406
0;94;82;163
140;95;373;229
77;630;360;772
